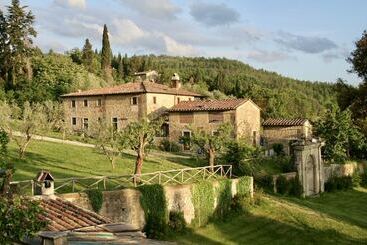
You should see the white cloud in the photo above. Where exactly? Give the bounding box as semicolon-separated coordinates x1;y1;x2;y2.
163;36;196;56
54;0;86;9
111;19;145;44
117;0;181;19
246;50;290;63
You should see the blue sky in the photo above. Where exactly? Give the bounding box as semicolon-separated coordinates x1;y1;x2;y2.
1;0;366;84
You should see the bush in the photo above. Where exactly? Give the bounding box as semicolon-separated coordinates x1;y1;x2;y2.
214;179;232;220
273;143;285;156
168;211;187;233
325;176;353;192
191;181;215;227
85;189;103;213
159;139;181;152
352;172;362;187
138;184;168;239
255;175;274;192
361;172;367;187
276;175;289;195
288;175;303;197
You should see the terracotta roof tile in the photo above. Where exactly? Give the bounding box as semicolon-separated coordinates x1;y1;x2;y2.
262;118;308;127
61;81;202;97
40;198;110;232
168;98;249;112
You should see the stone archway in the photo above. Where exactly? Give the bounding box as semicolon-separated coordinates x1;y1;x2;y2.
293;141;325;197
305;155;316;196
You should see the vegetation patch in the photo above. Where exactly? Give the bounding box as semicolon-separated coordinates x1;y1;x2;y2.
237;176;252;197
138;184;168;239
168;211;187;233
214;179;232;220
159;139;181;153
325;176;353;192
191;180;215;227
85;189;103;213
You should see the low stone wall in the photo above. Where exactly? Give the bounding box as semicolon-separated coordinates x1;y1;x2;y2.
324;162;366;182
59;178;253;229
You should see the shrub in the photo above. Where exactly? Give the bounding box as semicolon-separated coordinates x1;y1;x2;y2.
191;181;214;227
159;139;181;152
361;172;367;187
275;175;289;195
138;184;168;239
168;211;187;233
325;176;353;192
352;172;362;187
273;143;285;156
85;189;103;213
288;175;303;197
255;175;274;192
214;179;232;220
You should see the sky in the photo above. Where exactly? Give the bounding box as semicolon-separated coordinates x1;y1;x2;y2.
1;0;366;85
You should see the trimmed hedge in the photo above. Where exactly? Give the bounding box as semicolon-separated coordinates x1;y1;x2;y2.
191;181;215;227
138;184;168;239
85;189;103;213
237;176;252;197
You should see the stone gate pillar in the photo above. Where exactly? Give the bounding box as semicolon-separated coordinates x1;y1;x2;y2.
293;140;325;196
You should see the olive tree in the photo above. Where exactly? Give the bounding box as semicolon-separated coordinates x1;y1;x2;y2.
120;119;161;180
190;123;233;169
91;118;124;169
0;101;47;158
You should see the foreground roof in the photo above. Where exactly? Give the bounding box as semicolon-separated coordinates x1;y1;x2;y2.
168;98;251;112
39;198;110;232
263;118;309;127
61;81;202;97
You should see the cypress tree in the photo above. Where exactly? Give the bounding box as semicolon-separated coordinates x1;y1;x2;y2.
101;24;112;82
81;38;94;72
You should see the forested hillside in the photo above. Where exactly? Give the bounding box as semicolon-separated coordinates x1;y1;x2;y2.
0;0;337;120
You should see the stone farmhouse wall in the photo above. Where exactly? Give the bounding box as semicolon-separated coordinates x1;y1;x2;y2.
168;101;261;146
63;93;194;131
59;178;253;230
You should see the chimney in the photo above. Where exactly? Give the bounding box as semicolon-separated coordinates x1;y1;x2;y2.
171;73;181;89
34;170;55;197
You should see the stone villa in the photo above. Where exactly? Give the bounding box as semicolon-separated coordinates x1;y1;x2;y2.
168;98;261;148
61;73;203;132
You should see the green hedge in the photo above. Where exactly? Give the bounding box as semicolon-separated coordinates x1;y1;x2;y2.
138;184;168;239
214;179;232;220
191;181;215;227
237;176;252;197
325;176;353;192
85;189;103;213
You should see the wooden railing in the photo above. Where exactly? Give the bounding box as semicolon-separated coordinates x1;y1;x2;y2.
9;165;232;195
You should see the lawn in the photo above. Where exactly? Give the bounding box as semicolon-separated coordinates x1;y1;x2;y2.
171;188;367;244
9;139;205;181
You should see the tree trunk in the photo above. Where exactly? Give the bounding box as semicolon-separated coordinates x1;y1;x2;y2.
133;151;144;184
208;148;215;172
110;157;116;169
19;137;31;159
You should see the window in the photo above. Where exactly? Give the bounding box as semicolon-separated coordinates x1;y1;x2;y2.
131;96;138;105
177;97;181;104
160;123;169;137
83;99;88;107
83;118;88;129
182;131;191;150
112;117;118;131
71;117;77;126
252;131;257;146
209;112;224;123
97;99;102;107
153;96;157;104
71;100;76;108
179;112;194;124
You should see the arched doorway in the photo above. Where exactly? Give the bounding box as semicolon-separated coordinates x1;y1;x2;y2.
306;155;316;195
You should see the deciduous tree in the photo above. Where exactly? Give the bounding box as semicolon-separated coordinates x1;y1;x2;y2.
120;119;161;180
190;123;233;169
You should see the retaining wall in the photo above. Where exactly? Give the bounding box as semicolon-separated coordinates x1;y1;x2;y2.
324;162;366;182
59;178;253;229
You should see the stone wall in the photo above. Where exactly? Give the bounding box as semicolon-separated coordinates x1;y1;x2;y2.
324;162;366;182
59;178;253;229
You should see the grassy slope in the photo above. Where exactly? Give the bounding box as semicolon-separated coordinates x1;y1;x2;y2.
172;188;367;245
9;139;204;181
